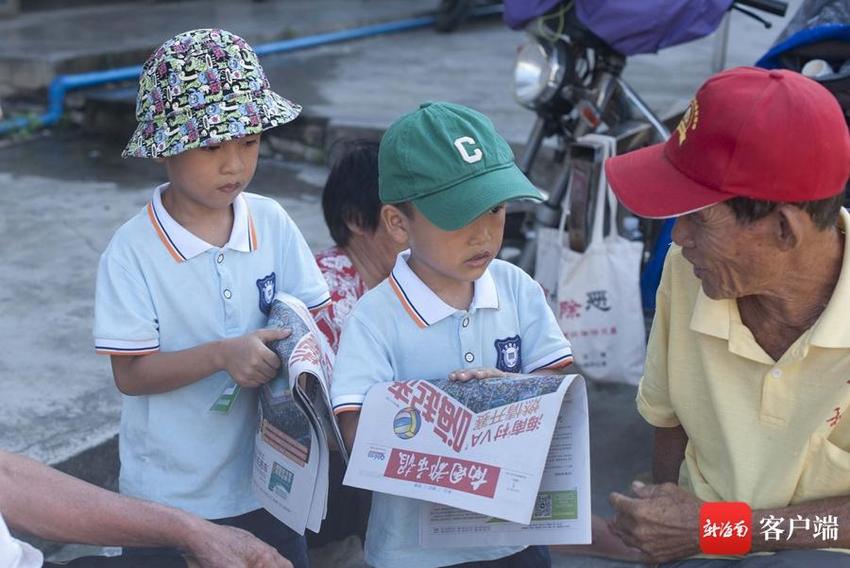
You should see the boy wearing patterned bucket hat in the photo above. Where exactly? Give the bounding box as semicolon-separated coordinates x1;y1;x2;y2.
330;102;574;568
94;29;330;566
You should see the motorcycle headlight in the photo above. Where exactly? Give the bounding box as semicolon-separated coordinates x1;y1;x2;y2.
513;37;566;109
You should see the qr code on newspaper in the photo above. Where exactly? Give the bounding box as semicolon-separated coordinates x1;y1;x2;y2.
534;494;553;519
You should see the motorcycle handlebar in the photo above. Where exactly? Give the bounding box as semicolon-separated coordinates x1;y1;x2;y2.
732;0;788;17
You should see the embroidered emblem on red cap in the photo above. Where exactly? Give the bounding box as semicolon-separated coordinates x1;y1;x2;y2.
676;98;700;146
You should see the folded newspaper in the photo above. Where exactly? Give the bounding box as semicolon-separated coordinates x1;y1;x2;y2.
344;374;590;547
252;292;346;536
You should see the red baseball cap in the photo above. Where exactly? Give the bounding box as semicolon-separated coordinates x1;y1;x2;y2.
605;66;850;219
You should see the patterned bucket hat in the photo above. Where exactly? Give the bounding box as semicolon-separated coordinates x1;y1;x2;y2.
123;28;301;158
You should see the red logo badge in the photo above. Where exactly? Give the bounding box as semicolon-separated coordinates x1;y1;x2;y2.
699;502;752;555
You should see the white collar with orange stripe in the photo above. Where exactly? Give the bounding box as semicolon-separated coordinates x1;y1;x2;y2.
388;250;499;329
147;183;259;263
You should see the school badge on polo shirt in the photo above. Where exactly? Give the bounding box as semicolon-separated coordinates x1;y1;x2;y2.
256;272;276;315
495;335;522;373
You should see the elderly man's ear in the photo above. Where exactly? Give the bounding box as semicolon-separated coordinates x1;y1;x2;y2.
380;204;411;245
773;204;807;252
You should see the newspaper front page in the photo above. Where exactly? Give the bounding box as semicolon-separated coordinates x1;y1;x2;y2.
344;374;590;546
252;293;345;535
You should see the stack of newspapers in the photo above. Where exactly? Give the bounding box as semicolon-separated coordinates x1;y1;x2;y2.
344;373;591;547
252;292;347;535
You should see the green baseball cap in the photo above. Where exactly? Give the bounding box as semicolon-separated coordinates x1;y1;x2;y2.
378;102;542;231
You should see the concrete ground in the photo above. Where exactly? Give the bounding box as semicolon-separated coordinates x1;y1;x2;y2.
0;0;802;565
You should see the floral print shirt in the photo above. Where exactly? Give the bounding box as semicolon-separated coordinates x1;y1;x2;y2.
314;246;368;352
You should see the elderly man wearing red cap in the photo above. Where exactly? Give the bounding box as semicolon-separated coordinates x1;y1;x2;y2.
603;66;850;566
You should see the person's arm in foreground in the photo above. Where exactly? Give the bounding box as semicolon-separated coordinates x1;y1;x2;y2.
0;450;291;568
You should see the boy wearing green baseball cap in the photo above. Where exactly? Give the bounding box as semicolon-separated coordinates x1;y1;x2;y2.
94;29;331;566
331;102;573;567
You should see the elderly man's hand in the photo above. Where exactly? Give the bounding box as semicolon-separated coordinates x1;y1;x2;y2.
609;481;702;564
184;522;293;568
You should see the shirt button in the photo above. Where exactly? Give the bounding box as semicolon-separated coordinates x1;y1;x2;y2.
223;289;232;299
217;253;224;264
771;368;782;378
462;317;470;328
465;352;474;363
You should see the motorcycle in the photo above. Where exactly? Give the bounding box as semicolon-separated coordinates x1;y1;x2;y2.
501;0;789;313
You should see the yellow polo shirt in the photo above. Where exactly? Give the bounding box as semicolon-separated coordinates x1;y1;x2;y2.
638;208;850;513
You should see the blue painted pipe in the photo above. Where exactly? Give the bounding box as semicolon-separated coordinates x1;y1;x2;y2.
0;65;143;136
0;6;502;137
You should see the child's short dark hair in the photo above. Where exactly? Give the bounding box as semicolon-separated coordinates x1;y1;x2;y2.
322;140;381;247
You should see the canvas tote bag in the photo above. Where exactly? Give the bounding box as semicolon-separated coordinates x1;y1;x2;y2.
537;134;645;384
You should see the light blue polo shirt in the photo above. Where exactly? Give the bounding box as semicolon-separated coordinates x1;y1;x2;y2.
94;184;330;519
331;250;572;568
